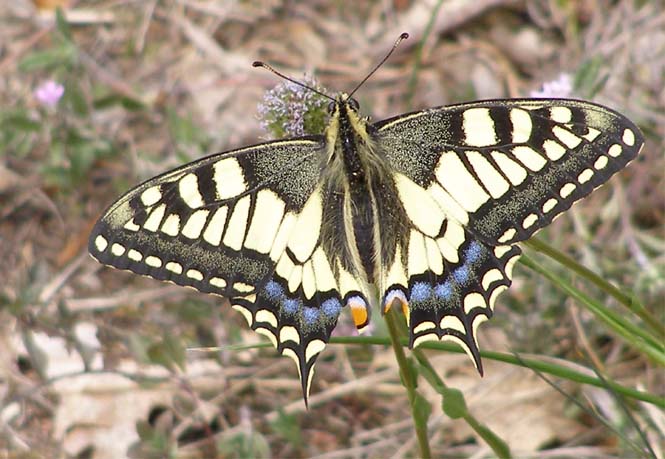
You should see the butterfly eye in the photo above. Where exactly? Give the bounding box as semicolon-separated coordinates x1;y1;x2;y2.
348;98;360;111
327;101;337;114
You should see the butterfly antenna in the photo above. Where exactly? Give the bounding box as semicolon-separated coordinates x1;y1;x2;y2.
347;32;409;100
252;61;335;102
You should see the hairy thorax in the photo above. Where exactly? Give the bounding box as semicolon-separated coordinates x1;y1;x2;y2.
321;98;409;288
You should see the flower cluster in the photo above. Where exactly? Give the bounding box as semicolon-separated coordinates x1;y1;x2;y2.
34;80;65;108
530;73;573;99
257;75;328;139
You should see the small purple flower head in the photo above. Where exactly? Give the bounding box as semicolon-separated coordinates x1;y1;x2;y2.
530;74;573;99
34;80;65;108
257;74;328;139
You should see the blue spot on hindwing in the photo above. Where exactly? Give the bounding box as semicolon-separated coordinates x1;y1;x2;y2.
283;298;300;315
410;282;432;302
465;241;483;263
435;280;454;300
346;295;367;308
264;280;284;301
453;266;469;284
321;298;342;318
383;289;407;308
303;307;320;324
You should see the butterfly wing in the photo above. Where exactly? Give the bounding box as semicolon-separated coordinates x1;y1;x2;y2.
378;169;521;370
375;99;643;365
377;99;643;245
89;137;359;401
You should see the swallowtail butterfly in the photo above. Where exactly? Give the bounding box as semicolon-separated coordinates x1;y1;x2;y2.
89;34;643;402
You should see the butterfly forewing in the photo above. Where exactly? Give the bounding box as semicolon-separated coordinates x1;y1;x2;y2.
376;99;643;245
90;138;321;295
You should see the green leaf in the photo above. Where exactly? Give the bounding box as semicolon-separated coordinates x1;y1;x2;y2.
1;112;41;133
164;334;186;371
19;45;76;71
166;107;209;161
574;56;603;96
218;432;271;459
93;94;146;111
167;108;198;146
520;254;665;366
55;7;72;42
135;420;153;442
441;387;468;419
146;335;186;372
64;78;89;116
127;334;150;363
22;331;49;380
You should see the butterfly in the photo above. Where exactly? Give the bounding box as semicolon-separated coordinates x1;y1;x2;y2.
89;34;643;403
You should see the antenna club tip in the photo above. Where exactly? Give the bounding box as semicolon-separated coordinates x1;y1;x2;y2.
400;32;409;40
252;61;264;68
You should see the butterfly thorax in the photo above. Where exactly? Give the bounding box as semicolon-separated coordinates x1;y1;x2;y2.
321;96;409;288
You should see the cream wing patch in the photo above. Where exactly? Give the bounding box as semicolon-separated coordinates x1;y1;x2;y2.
463;108;497;147
244;189;286;254
287;189;323;263
222;195;251;251
466;151;510;199
178;173;204;209
213;157;247;200
202;207;228;246
395;173;445;237
490;151;527;185
436;152;491;212
510;108;532;143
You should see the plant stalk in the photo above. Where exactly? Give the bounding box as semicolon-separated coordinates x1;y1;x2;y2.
384;308;432;459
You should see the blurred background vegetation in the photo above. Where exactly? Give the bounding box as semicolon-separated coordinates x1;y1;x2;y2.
0;0;663;458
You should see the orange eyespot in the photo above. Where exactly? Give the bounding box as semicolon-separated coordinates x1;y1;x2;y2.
349;299;369;330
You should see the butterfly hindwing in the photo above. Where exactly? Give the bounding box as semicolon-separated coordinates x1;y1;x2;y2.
376;99;643;246
381;172;522;366
232;188;372;400
402;238;521;371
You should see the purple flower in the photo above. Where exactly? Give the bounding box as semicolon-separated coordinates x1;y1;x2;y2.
530;74;573;98
257;74;328;138
34;80;65;108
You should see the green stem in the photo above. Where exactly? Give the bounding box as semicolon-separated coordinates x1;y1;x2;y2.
413;349;512;459
521;254;665;365
412;348;445;391
525;238;662;337
384;309;432;459
218;337;663;407
328;336;663;407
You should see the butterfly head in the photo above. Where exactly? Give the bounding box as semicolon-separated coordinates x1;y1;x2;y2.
327;94;360;116
324;94;370;151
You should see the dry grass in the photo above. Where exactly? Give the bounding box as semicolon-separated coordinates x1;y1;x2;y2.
0;0;663;458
